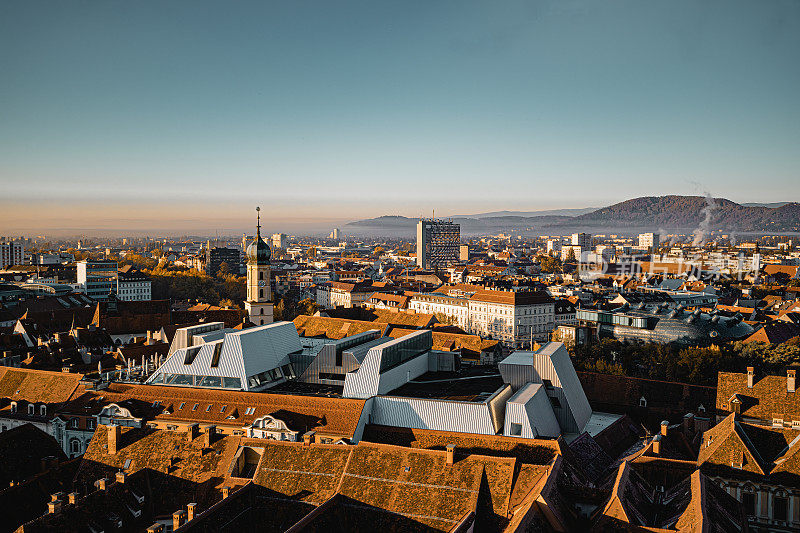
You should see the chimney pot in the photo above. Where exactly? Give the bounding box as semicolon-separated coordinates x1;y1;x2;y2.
660;421;669;436
68;492;78;504
115;471;126;484
446;444;456;466
48;500;62;514
303;431;316;446
107;424;121;455
187;502;197;521
747;367;755;388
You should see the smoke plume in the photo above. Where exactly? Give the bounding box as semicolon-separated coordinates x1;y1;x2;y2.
691;192;717;247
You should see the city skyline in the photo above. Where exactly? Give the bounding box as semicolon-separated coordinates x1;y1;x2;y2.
1;0;799;235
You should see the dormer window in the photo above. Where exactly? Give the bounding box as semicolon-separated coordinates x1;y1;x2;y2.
28;404;35;415
640;397;647;408
10;402;16;413
40;405;46;416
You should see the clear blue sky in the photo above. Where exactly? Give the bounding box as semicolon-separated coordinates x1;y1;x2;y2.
1;0;799;234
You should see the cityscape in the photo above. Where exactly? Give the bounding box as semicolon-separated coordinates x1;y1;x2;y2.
2;1;800;532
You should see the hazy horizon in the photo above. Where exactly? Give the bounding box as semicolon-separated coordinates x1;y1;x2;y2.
2;1;799;236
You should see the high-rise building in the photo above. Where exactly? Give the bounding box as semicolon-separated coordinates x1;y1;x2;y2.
77;260;118;301
272;233;287;250
416;219;460;269
0;241;24;269
245;208;274;326
205;246;240;276
571;233;592;249
638;232;660;250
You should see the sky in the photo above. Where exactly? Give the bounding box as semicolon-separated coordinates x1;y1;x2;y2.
1;0;799;235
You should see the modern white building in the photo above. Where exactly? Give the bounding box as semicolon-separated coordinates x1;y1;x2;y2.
0;241;24;269
272;232;287;250
147;322;299;391
77;259;118;301
571;233;592;249
638;232;660;250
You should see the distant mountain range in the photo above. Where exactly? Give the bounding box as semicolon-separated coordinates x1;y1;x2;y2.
347;195;800;234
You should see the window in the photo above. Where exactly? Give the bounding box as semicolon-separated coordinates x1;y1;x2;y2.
259;289;264;298
245;407;255;415
742;492;755;516
69;418;79;428
28;404;35;415
9;402;15;414
221;405;227;413
206;405;212;412
87;419;95;430
192;404;199;411
640;397;647;408
542;379;554;390
70;439;81;454
549;396;562;408
210;342;223;367
179;403;185;410
259;272;263;280
509;423;522;436
774;496;788;521
40;405;47;416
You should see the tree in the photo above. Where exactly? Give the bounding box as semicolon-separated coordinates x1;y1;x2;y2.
297;298;320;316
565;247;576;262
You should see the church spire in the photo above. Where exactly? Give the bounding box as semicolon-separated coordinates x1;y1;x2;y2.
256;206;261;238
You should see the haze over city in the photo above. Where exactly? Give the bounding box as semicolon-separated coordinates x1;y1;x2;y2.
2;0;799;235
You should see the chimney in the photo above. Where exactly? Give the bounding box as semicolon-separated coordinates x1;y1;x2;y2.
51;492;64;502
789;369;796;393
115;471;127;484
222;486;230;499
187;502;197;521
747;367;754;388
446;444;456;466
48;500;62;514
107;424;121;455
186;423;200;442
652;435;662;455
203;425;216;448
682;413;695;434
68;492;78;505
95;478;108;491
147;525;164;533
660;421;669;437
303;431;316;446
173;510;186;530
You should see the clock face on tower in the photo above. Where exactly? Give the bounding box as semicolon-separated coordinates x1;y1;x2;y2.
258;280;267;287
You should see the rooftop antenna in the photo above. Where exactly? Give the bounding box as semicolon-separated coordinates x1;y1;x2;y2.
256;206;261;238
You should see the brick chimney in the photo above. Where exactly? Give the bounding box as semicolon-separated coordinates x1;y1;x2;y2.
108;424;121;455
48;500;62;514
446;444;456;466
789;369;796;393
115;471;127;484
203;425;216;448
68;492;78;505
303;431;316;446
186;423;200;442
146;525;164;533
747;367;755;388
172;510;186;530
660;421;669;437
187;502;197;521
95;478;108;491
222;486;230;499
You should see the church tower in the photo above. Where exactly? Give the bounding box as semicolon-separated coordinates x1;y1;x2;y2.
244;207;274;325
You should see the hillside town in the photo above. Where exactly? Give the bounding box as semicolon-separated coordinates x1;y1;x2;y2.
0;214;798;532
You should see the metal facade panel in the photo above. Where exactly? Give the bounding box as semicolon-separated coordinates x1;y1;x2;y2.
372;396;495;435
